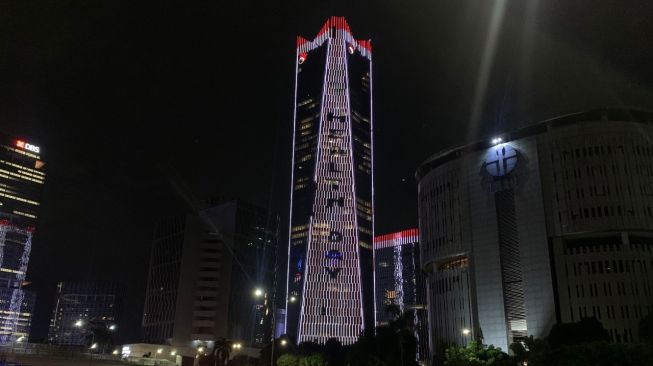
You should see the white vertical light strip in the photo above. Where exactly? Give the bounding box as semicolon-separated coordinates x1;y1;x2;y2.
343;35;365;336
0;223;32;343
297;215;314;342
285;42;301;335
369;52;376;330
393;243;404;313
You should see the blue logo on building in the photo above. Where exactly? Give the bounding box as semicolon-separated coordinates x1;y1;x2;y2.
324;249;343;279
484;143;517;177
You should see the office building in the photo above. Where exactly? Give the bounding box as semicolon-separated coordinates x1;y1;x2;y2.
374;229;429;363
416;108;653;354
0;133;46;342
286;16;374;345
142;199;278;349
47;281;120;346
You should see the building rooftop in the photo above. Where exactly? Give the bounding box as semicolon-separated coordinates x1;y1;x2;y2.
415;107;653;181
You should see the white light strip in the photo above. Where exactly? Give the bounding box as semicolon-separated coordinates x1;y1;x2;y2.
285;33;302;336
343;36;365;335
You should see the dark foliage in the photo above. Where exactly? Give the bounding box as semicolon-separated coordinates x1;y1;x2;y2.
547;317;610;349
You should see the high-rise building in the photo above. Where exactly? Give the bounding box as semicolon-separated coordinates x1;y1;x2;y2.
416;108;653;355
0;133;46;342
142;199;278;349
47;281;120;346
374;229;429;364
286;16;374;345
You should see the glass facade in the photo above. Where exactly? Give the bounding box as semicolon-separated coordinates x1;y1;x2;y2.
0;133;46;342
47;281;120;346
286;17;373;345
142;199;279;348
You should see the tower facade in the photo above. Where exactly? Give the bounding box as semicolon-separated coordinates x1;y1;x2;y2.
286;17;374;345
0;134;46;342
417;108;653;355
374;229;430;363
142;199;278;349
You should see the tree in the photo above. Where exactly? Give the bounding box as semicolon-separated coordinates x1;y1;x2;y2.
300;354;327;366
510;336;549;366
444;341;511;366
276;353;327;366
547;317;609;349
277;353;300;366
324;338;347;366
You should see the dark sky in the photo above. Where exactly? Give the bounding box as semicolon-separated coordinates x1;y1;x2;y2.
1;0;652;342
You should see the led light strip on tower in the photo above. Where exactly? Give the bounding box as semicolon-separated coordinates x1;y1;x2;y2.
0;221;33;344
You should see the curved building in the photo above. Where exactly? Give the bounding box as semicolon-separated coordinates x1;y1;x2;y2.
416;108;653;353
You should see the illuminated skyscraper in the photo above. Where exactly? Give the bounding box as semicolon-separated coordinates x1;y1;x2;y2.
286;17;374;345
0;133;46;342
374;229;429;363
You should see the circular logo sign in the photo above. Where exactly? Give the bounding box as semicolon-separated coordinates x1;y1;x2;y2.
484;144;517;177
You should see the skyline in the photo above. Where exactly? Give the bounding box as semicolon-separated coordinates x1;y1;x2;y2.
1;1;653;343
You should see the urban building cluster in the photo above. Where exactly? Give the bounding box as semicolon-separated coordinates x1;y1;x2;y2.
1;15;652;366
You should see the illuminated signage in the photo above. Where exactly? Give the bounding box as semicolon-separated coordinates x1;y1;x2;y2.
15;140;40;154
484;143;517;177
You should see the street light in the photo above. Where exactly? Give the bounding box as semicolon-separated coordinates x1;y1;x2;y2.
170;350;177;356
112;350;119;355
74;320;83;327
289;296;297;303
280;339;287;346
197;347;204;354
90;343;98;350
16;336;25;343
156;348;163;354
462;328;471;336
232;343;242;350
254;288;264;297
108;324;117;331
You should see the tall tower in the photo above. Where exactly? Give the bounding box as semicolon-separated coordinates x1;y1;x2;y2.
286;17;374;345
0;133;46;342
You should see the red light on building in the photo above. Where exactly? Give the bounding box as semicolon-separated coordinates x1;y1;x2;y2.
15;140;25;149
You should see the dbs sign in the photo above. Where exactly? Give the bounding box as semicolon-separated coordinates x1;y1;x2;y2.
15;140;40;154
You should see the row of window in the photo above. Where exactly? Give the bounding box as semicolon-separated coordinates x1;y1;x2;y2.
557;143;653;161
570;280;653;298
564;242;653;255
571;304;650;323
569;259;651;276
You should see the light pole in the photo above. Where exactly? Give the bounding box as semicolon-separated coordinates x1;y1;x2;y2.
155;348;163;365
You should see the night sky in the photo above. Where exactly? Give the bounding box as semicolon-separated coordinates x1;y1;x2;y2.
1;0;652;342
